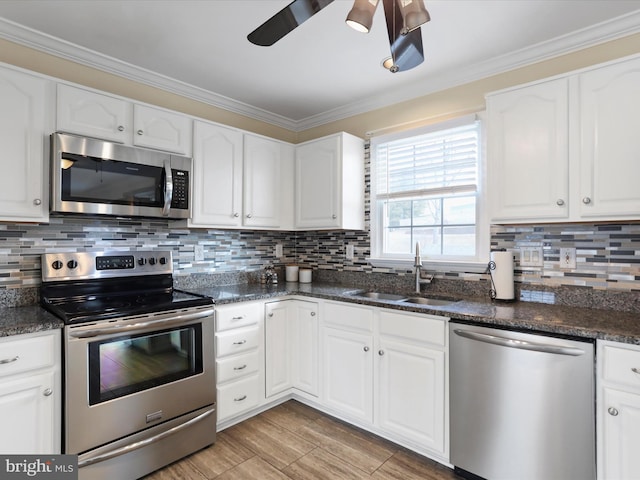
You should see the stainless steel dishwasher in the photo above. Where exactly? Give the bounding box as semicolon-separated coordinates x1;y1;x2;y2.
450;322;595;480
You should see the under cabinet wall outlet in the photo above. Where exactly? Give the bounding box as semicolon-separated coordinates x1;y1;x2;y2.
560;247;577;269
520;246;543;267
194;245;205;261
275;244;283;258
346;245;354;260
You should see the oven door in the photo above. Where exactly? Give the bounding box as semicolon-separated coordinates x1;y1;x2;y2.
64;305;215;455
51;133;191;219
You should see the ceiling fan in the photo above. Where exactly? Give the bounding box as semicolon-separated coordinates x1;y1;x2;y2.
247;0;430;73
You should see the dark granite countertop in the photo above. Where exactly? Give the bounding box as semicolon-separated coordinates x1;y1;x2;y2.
191;282;640;345
3;282;639;344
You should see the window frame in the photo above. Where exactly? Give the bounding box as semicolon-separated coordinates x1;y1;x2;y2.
368;113;489;272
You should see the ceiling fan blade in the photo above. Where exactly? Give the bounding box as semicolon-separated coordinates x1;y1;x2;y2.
248;0;336;46
382;0;424;72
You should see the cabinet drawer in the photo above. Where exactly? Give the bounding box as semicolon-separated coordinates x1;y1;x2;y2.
324;302;374;332
602;344;640;389
0;332;57;378
216;326;260;358
217;373;261;421
216;303;261;332
217;350;260;383
379;310;446;346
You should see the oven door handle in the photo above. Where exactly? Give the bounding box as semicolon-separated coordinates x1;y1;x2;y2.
69;308;215;338
162;158;173;216
78;406;215;468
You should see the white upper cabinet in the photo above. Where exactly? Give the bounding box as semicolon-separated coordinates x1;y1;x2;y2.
487;54;640;223
190;121;293;229
487;78;569;222
578;56;640;219
295;132;365;230
57;84;192;155
190;121;243;227
0;66;52;222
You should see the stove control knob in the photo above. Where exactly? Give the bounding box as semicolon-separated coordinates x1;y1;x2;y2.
67;260;78;269
138;257;147;266
159;256;167;265
52;260;63;270
149;257;157;265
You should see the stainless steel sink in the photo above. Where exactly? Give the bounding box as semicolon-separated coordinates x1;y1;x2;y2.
348;291;408;301
401;297;458;306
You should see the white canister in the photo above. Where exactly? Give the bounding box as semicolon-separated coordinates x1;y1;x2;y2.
490;251;515;301
285;265;299;282
299;269;312;283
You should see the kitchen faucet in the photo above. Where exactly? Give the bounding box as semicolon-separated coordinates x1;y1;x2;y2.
414;242;434;293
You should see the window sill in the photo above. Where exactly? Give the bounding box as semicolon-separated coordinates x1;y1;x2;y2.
367;257;488;274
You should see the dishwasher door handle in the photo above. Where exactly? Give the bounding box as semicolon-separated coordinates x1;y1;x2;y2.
453;329;586;356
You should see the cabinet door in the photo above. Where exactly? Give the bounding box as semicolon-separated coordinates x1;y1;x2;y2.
291;301;319;396
264;301;292;397
377;337;445;455
57;84;130;143
0;371;56;454
600;387;640;479
133;104;192;155
322;327;373;423
0;68;50;221
295;136;339;228
243;135;281;228
578;57;640;220
190;121;243;227
487;78;569;222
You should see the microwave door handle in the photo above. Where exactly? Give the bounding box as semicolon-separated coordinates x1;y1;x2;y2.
162;159;173;216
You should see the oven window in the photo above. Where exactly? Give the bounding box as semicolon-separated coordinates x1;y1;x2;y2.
61;153;164;207
88;325;203;405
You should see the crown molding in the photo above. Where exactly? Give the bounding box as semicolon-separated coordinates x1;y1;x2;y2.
1;10;639;133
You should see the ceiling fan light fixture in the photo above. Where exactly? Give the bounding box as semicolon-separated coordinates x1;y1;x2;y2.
346;0;380;33
397;0;430;34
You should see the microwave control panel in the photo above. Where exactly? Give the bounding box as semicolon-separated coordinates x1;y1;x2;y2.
171;170;189;210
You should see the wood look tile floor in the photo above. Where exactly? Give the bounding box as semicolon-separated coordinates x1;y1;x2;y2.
144;401;464;480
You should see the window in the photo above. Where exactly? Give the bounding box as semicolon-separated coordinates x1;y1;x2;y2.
370;115;487;268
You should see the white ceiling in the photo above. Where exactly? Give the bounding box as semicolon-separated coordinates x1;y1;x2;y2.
1;0;639;131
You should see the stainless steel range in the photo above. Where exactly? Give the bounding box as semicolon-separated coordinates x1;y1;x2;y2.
41;250;216;480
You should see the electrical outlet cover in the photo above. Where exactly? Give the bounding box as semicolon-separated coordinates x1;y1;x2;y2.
560;247;577;269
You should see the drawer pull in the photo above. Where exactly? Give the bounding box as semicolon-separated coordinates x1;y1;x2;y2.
43;388;53;397
608;407;619;416
310;311;316;316
234;395;247;402
232;315;245;320
233;340;247;345
363;346;369;352
233;364;247;371
0;355;19;365
631;368;640;375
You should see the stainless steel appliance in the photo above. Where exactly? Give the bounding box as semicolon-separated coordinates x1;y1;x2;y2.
51;133;191;219
450;322;595;480
41;251;216;480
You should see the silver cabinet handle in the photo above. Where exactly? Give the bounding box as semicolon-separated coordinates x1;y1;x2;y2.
233;340;247;345
232;315;245;320
246;214;252;218
632;368;640;375
378;350;385;356
268;312;274;317
233;364;247;371
234;395;247;402
332;214;337;219
0;355;19;365
310;311;316;316
33;199;42;206
583;197;592;204
137;129;144;135
117;125;125;132
233;213;240;217
453;329;586;356
43;388;53;397
608;407;619;416
556;199;565;206
363;346;369;352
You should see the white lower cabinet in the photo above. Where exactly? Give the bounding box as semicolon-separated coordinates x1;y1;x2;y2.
597;340;640;479
0;330;61;454
215;302;264;424
321;301;449;461
265;299;319;398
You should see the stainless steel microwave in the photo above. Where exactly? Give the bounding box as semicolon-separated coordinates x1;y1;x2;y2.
51;133;191;219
